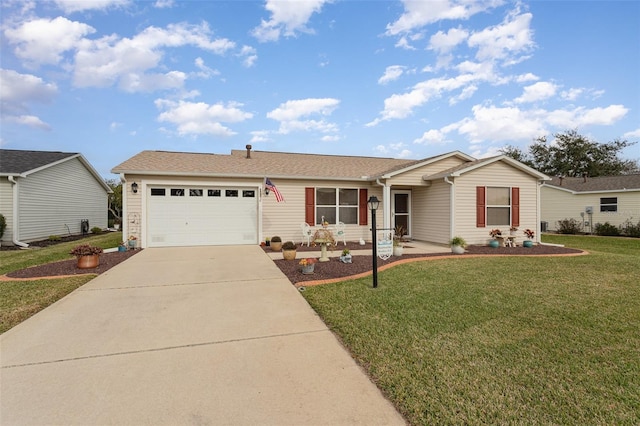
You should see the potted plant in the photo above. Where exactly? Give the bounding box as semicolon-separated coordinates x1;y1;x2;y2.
393;225;405;256
118;241;127;252
70;244;103;269
265;237;271;247
113;220;121;231
509;226;518;236
299;257;318;274
449;236;466;254
270;236;282;251
340;248;352;263
282;241;297;260
489;229;502;248
128;235;138;249
523;228;535;247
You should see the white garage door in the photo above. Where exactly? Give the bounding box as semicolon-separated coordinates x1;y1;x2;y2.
147;186;258;247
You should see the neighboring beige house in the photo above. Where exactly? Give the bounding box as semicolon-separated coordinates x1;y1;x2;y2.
541;174;640;233
0;149;111;247
111;146;550;248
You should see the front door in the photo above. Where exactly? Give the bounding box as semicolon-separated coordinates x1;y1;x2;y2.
392;190;410;238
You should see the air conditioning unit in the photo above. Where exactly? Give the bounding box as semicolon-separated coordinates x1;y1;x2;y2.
585;206;593;214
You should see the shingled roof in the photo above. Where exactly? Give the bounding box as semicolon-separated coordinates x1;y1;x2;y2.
111;149;425;180
544;175;640;192
0;149;78;175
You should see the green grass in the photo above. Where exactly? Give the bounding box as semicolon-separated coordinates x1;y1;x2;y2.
0;232;123;334
302;235;640;425
0;232;123;275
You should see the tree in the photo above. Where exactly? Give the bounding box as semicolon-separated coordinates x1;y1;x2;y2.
105;179;122;223
501;130;639;177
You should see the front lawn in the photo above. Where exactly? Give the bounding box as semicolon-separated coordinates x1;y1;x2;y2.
0;232;123;334
302;235;640;424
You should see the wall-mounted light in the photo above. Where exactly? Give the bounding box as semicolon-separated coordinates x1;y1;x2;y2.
264;187;270;196
131;182;138;194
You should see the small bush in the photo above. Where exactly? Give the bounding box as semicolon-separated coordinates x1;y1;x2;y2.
594;222;620;236
556;218;582;234
0;213;6;239
271;236;282;243
91;227;103;234
48;235;61;241
620;218;640;238
282;241;296;250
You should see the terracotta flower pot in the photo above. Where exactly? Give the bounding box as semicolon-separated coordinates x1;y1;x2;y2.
77;254;100;269
270;241;282;252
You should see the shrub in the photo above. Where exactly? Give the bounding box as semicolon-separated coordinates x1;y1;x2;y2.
556;218;582;234
70;244;103;257
271;236;282;243
620;218;640;238
91;226;103;234
449;236;466;247
0;213;6;240
48;235;61;241
594;222;620;236
282;241;296;250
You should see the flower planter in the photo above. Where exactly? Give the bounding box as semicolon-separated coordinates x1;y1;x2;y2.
77;254;100;269
489;239;500;248
270;241;282;252
118;245;127;252
451;245;465;254
523;240;534;248
128;240;137;249
340;254;352;263
393;246;404;256
301;264;315;274
282;249;297;260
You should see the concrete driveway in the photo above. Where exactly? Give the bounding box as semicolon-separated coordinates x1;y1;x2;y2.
1;246;405;425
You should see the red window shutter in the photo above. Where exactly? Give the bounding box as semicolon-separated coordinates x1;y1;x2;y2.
511;187;520;228
476;186;486;227
305;187;315;225
359;188;368;225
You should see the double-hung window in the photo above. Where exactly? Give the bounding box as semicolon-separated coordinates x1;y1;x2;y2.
486;187;511;226
600;197;617;212
315;188;358;225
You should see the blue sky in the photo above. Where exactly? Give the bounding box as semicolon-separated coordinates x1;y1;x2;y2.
1;0;639;178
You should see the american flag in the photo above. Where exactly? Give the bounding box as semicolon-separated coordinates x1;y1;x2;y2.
265;178;284;202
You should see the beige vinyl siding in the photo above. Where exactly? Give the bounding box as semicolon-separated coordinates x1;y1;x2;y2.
18;158;108;241
0;178;14;243
541;186;640;231
411;181;451;244
263;179;379;244
388;157;467;186
454;162;540;245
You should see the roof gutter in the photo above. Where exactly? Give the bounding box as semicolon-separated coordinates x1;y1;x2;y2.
7;176;29;248
444;176;455;240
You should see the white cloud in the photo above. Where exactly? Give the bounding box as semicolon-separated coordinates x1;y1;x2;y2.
428;27;468;54
0;68;57;130
386;0;504;35
515;72;539;83
153;0;174;8
52;0;130;13
4;16;95;66
238;45;258;68
560;88;583;101
514;81;557;103
73;22;235;91
193;57;220;79
623;129;640;139
252;0;330;42
155;99;253;137
267;98;340;135
378;65;406;85
321;134;340;142
250;130;271;143
414;129;448;145
467;11;535;63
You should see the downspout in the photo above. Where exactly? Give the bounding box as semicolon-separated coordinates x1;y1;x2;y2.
444;176;454;240
120;174;128;243
7;176;29;248
376;178;391;230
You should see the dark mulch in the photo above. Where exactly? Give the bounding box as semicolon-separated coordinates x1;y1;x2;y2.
5;250;141;279
270;244;584;285
0;233;104;251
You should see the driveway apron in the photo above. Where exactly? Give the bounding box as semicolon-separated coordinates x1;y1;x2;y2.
1;246;405;425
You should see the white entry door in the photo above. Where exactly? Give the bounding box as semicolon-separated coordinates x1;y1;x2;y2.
391;190;411;237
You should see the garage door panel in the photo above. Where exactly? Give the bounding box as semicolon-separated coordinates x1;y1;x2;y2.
147;186;258;247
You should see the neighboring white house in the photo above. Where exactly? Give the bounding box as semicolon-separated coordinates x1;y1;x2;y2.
111;146;550;248
541;175;640;232
0;149;111;247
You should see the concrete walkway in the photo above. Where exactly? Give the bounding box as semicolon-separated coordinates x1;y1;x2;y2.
1;246;406;425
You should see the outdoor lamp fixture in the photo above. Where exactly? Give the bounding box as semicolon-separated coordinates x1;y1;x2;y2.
131;182;138;194
264;187;270;196
368;196;380;289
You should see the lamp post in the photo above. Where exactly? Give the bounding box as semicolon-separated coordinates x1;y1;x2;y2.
368;196;380;289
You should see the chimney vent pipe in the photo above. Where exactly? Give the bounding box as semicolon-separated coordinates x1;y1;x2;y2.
246;144;252;159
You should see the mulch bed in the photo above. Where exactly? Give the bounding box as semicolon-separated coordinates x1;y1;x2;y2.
270;244;584;285
4;250;141;279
